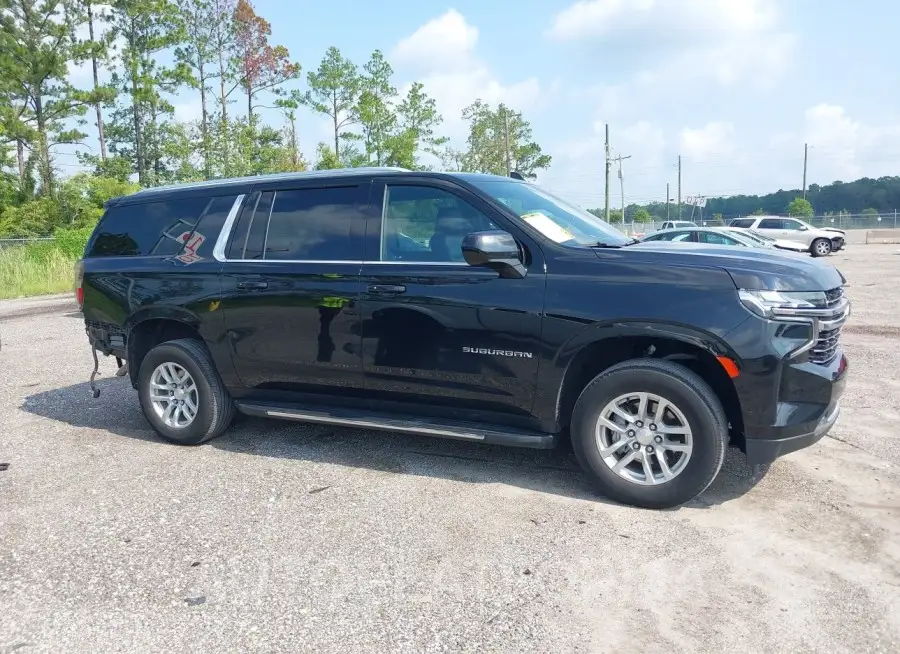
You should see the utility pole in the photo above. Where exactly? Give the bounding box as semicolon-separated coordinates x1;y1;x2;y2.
503;106;512;177
613;153;631;222
604;123;611;221
802;142;808;199
677;155;682;220
666;183;670;221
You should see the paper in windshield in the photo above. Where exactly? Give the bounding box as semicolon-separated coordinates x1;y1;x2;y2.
521;211;573;243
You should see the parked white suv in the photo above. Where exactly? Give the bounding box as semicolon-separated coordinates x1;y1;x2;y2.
728;216;846;257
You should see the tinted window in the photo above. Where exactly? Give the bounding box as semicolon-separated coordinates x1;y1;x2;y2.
171;195;238;264
698;232;738;246
758;218;785;229
782;219;805;229
264;186;363;261
244;192;274;260
729;218;755;228
382;185;498;262
90;197;211;257
654;231;691;242
227;192;261;259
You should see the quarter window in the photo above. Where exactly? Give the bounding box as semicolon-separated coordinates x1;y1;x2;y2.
89;197;214;257
381;185;498;262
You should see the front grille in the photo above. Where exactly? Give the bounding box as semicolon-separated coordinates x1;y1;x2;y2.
809;286;846;365
809;327;841;364
824;287;843;308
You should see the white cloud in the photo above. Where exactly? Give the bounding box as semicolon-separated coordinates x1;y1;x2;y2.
547;0;777;43
549;0;793;95
390;10;541;140
391;9;478;75
679;121;735;160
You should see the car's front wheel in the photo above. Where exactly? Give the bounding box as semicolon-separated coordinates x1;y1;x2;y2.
570;359;728;509
811;238;832;257
137;338;235;445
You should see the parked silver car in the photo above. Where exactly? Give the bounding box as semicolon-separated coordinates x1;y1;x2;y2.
728;216;845;257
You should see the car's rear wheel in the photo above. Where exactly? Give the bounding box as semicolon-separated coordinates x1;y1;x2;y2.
811;238;832;257
137;338;234;445
570;359;728;509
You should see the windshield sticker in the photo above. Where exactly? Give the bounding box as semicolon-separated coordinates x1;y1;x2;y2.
521;211;574;243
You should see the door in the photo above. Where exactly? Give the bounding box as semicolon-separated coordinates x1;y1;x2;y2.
358;179;546;417
757;217;794;240
220;183;368;394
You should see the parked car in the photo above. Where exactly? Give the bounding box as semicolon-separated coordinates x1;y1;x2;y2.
659;220;697;230
639;226;806;254
728;216;845;257
76;168;850;509
721;228;809;253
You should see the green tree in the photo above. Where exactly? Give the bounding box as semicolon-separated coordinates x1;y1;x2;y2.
173;0;223;177
786;196;814;218
712;212;724;224
751;208;766;215
861;207;879;217
314;141;342;170
71;1;118;162
389;82;447;170
105;0;184;185
632;207;652;223
460;100;550;179
0;0;92;194
354;50;399;166
299;46;360;160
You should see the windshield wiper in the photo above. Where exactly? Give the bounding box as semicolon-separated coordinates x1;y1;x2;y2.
588;238;638;249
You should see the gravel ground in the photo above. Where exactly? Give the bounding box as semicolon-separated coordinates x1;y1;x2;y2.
1;246;899;653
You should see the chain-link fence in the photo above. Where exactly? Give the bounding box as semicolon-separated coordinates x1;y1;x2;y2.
0;237;55;250
617;212;900;237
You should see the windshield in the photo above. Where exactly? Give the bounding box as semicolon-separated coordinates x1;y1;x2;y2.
469;179;631;247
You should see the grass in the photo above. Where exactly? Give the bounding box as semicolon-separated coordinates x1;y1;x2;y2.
0;245;77;300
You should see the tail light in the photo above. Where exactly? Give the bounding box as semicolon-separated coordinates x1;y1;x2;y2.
74;260;84;308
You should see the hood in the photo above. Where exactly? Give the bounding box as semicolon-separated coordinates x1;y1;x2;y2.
819;227;845;236
772;239;808;252
616;241;844;291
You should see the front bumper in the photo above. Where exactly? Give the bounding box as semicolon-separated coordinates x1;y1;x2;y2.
742;352;848;465
745;400;841;465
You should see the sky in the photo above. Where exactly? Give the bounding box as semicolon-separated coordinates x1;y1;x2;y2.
62;0;900;211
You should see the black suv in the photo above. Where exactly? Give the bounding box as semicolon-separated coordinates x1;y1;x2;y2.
76;168;850;508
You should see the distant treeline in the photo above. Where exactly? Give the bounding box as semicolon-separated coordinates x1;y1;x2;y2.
590;176;900;223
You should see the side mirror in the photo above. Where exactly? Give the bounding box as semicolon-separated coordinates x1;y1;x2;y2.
799;225;809;231
461;230;526;279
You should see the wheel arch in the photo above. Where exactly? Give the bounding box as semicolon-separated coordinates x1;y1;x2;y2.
554;323;745;446
125;310;206;388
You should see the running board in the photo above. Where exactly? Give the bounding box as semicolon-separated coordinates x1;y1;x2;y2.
234;401;557;449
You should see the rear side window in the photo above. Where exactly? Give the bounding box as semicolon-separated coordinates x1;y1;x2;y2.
758;218;786;229
172;195;238;264
90;196;224;257
729;218;755;228
263;186;364;261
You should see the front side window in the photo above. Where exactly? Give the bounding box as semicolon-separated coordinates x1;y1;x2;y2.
698;232;737;246
381;185;498;263
653;231;692;242
263;186;364;261
782;218;806;230
468;179;631;247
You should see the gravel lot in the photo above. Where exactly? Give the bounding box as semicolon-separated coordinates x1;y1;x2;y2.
1;245;899;653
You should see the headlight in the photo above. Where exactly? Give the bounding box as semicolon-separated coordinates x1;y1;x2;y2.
738;289;827;319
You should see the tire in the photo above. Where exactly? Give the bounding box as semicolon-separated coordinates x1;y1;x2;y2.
570;359;728;509
137;338;235;445
810;238;832;257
